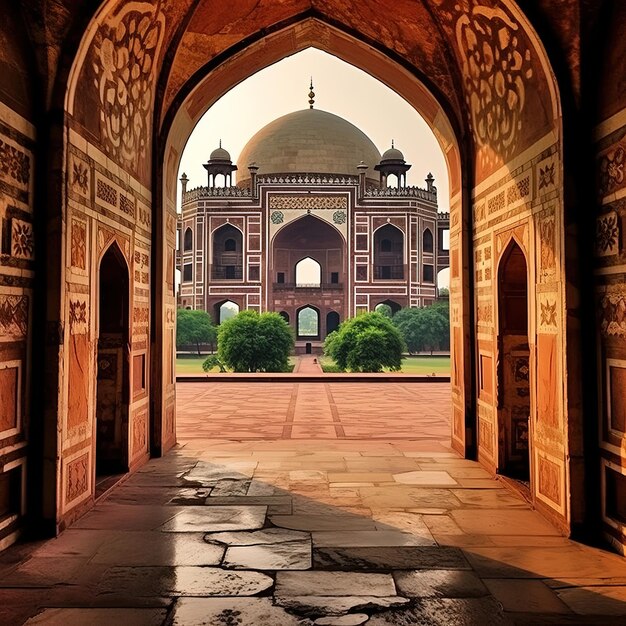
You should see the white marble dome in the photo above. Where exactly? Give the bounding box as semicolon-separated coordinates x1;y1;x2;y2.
237;108;381;181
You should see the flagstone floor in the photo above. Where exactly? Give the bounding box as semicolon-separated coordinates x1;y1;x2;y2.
1;382;626;625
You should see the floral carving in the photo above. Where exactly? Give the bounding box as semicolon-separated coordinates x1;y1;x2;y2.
66;454;89;502
599;286;626;337
11;220;34;259
0;139;30;186
540;300;557;327
333;210;346;224
599;145;625;197
72;160;89;195
92;5;165;169
596;213;619;256
69;299;88;333
270;211;284;224
539;215;556;279
71;220;87;269
0;295;28;338
451;1;533;172
539;163;556;191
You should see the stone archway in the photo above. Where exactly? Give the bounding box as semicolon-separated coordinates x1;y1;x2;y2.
30;0;585;543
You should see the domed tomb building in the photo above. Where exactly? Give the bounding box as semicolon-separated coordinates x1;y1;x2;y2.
177;101;449;354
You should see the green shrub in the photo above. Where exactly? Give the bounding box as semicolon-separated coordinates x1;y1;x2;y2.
323;312;404;373
217;310;294;372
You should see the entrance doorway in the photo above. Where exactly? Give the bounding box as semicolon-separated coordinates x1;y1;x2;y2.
497;240;530;483
95;243;130;485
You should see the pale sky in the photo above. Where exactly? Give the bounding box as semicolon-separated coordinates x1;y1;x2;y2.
178;48;449;212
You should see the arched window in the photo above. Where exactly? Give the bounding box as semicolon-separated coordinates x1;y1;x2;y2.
279;311;290;324
374;225;404;280
218;300;239;324
183;227;193;251
212;225;243;280
423;228;434;253
375;300;401;316
297;306;319;337
295;257;321;287
326;311;340;335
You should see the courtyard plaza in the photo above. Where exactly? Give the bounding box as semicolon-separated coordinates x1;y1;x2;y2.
1;378;625;625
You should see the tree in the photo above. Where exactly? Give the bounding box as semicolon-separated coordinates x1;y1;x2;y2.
438;287;449;298
218;310;294;372
393;306;447;354
431;298;450;350
176;309;217;355
324;312;404;373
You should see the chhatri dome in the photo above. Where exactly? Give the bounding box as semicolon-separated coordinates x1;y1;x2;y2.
237;84;382;184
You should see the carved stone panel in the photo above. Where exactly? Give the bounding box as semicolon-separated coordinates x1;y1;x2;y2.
0;294;28;340
10;218;34;260
537;333;558;428
537;455;562;508
65;453;89;505
596;212;620;257
538;210;556;282
0;361;19;436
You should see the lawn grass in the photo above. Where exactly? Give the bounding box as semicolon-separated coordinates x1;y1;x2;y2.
319;355;450;374
177;354;450;375
176;355;213;374
176;355;296;374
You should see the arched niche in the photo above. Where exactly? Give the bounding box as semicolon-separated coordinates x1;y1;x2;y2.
374;224;404;280
326;311;340;335
297;306;320;339
212;224;243;280
272;215;344;286
423;228;434;254
96;242;130;483
183;227;193;252
496;239;530;483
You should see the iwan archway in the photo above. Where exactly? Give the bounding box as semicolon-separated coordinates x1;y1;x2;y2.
37;0;589;549
160;18;472;461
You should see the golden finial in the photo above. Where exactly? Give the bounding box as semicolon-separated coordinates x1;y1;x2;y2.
391;139;394;149
308;78;315;109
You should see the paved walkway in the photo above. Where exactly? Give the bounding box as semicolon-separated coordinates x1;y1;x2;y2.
176;382;451;441
1;382;626;624
292;356;324;374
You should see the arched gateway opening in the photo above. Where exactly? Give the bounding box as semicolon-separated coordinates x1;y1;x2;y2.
496;240;531;484
27;0;594;561
95;243;130;486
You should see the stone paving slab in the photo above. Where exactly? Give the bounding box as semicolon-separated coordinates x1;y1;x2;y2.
1;382;625;625
160;506;267;532
170;597;308;626
25;608;168;625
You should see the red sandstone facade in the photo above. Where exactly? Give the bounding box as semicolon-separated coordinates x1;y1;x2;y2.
176;116;450;352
